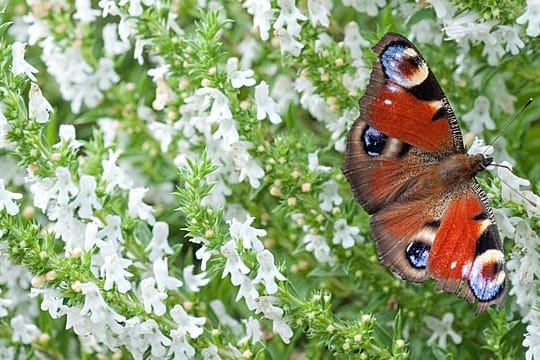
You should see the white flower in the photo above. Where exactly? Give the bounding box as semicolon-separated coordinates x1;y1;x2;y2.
209;300;243;335
229;216;266;252
524;317;540;360
148;65;175;110
102;23;131;57
243;0;275;41
0;179;22;216
333;219;360;249
341;0;385;16
49;204;85;252
319;179;342;211
462;96;494;134
134;38;151;64
80;282;126;325
128;187;155;224
425;313;462;349
195;244;217;271
238;36;261;69
97;215;123;248
308;152;331;172
274;27;304;56
467;137;493;156
169;328;195;359
236;274;259;310
226;57;256;88
254;81;282;124
221;240;250;286
242;317;263;344
10;315;40;344
443;13;496;44
326;109;354;153
11;42;38;81
146;222;173;261
183;265;209;292
148;121;174;153
70;175;102;219
343;22;369;59
28;83;53;123
497;25;524;55
253;250;286;294
0;107;8;148
274;0;307;37
30;288;63;318
170;304;206;338
307;0;331;27
102;150;134;193
410;19;444;46
98;0;120;16
154;257;183;292
101;253;133;293
139;319;171;358
73;0;101;23
201;345;222;360
253;296;292;343
517;0;540;37
0;297;12;317
427;0;456;20
303;233;332;263
496;161;531;204
140;277;167;316
228;141;265;188
49;167;78;205
213;116;240;150
54;124;83;150
271;75;298;112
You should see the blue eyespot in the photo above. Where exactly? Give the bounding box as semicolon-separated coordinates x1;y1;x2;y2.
362;125;387;156
405;241;430;269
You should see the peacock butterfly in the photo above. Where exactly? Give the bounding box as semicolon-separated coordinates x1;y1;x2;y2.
341;33;506;312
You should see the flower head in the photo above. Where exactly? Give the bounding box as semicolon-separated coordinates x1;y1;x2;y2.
0;179;23;216
28;83;53;124
425;313;462;349
11;42;38;81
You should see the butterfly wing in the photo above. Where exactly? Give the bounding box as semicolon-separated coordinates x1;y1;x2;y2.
370;180;506;309
342;32;463;216
360;32;464;154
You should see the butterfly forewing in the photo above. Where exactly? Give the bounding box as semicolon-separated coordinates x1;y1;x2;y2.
342;32;506;311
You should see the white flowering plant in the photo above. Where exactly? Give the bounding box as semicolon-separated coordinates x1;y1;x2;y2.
0;0;539;358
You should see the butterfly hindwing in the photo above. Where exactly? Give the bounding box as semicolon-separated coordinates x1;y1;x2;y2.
429;182;506;311
370;181;505;309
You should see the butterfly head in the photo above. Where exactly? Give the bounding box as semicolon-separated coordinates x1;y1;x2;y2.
472;154;493;173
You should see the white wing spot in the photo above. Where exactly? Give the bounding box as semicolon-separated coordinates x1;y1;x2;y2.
404;48;418;57
450;261;457;269
384;99;392;105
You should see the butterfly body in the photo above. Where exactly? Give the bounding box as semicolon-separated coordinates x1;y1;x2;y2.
342;33;506;311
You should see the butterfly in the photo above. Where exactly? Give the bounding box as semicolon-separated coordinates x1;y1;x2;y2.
341;33;506;312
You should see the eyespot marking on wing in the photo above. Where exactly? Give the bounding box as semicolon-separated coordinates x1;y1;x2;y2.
362;125;388;156
406;241;431;269
468;249;506;302
380;42;429;89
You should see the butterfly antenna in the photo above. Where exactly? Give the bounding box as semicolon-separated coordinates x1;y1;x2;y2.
489;98;533;149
